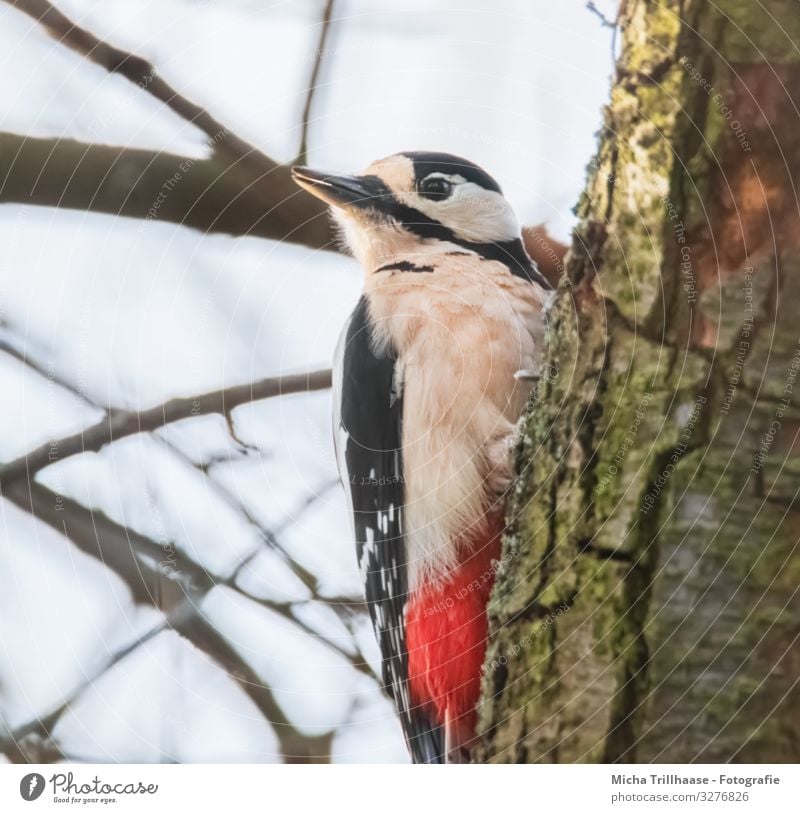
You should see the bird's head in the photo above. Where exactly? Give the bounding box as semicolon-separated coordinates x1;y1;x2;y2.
292;151;547;286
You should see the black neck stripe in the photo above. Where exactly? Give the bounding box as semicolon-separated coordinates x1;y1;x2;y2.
376;261;434;274
352;175;552;290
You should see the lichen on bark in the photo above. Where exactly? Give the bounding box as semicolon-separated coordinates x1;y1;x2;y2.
478;0;800;763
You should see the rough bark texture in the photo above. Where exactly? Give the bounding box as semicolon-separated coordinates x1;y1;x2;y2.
478;0;800;763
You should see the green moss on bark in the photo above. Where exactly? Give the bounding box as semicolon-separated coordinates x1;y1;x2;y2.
478;0;800;764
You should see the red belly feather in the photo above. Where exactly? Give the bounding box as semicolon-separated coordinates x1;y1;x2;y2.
404;515;503;752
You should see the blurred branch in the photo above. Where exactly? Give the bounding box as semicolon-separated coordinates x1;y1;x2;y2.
0;368;332;489
0;593;335;763
0;611;177;761
5;476;376;674
296;0;336;165
157;434;365;611
175;613;334;762
150;438;373;674
5;478;367;666
10;0;264;171
0;606;307;763
2;476;376;761
221;588;376;681
160;431;335;593
3;479;189;608
0;132;332;246
174;611;294;732
1;0;333;245
1;351;368;721
0;335;103;412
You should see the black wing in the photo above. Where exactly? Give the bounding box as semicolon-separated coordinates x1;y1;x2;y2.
334;296;444;764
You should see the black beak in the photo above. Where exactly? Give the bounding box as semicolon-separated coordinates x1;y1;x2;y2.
291;166;375;208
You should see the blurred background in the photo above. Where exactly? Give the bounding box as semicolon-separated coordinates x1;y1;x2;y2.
0;0;614;763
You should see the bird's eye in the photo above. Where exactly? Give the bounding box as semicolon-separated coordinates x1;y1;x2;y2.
418;176;453;201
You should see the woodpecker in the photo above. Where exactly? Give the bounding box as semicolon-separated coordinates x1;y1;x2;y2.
292;152;549;763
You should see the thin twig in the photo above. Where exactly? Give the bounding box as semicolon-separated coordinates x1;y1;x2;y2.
9;475;375;678
0;610;181;755
586;1;615;27
586;0;625;61
155;434;322;595
2;477;378;757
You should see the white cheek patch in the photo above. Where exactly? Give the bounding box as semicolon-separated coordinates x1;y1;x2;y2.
397;181;520;245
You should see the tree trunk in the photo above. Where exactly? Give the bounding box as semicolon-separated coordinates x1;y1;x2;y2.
479;0;800;763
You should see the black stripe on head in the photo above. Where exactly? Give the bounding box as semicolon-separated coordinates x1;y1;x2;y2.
346;166;551;289
402;151;503;194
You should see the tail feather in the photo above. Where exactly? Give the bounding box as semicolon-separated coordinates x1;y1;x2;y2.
407;710;445;764
444;707;476;763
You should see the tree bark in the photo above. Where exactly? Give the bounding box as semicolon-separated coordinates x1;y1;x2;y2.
479;0;800;763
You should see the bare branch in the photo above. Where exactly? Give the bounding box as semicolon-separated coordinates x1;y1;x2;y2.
0;368;332;489
174;613;334;762
0;336;102;412
226;590;377;682
2;479;189;608
0;600;319;763
2;478;375;760
0;594;339;763
6;463;371;673
0;613;176;759
152;439;375;677
1;733;64;764
156;433;322;594
297;0;336;165
1;0;333;244
4;476;376;677
10;0;265;171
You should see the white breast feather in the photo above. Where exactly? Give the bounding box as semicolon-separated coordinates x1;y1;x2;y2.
365;256;545;589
